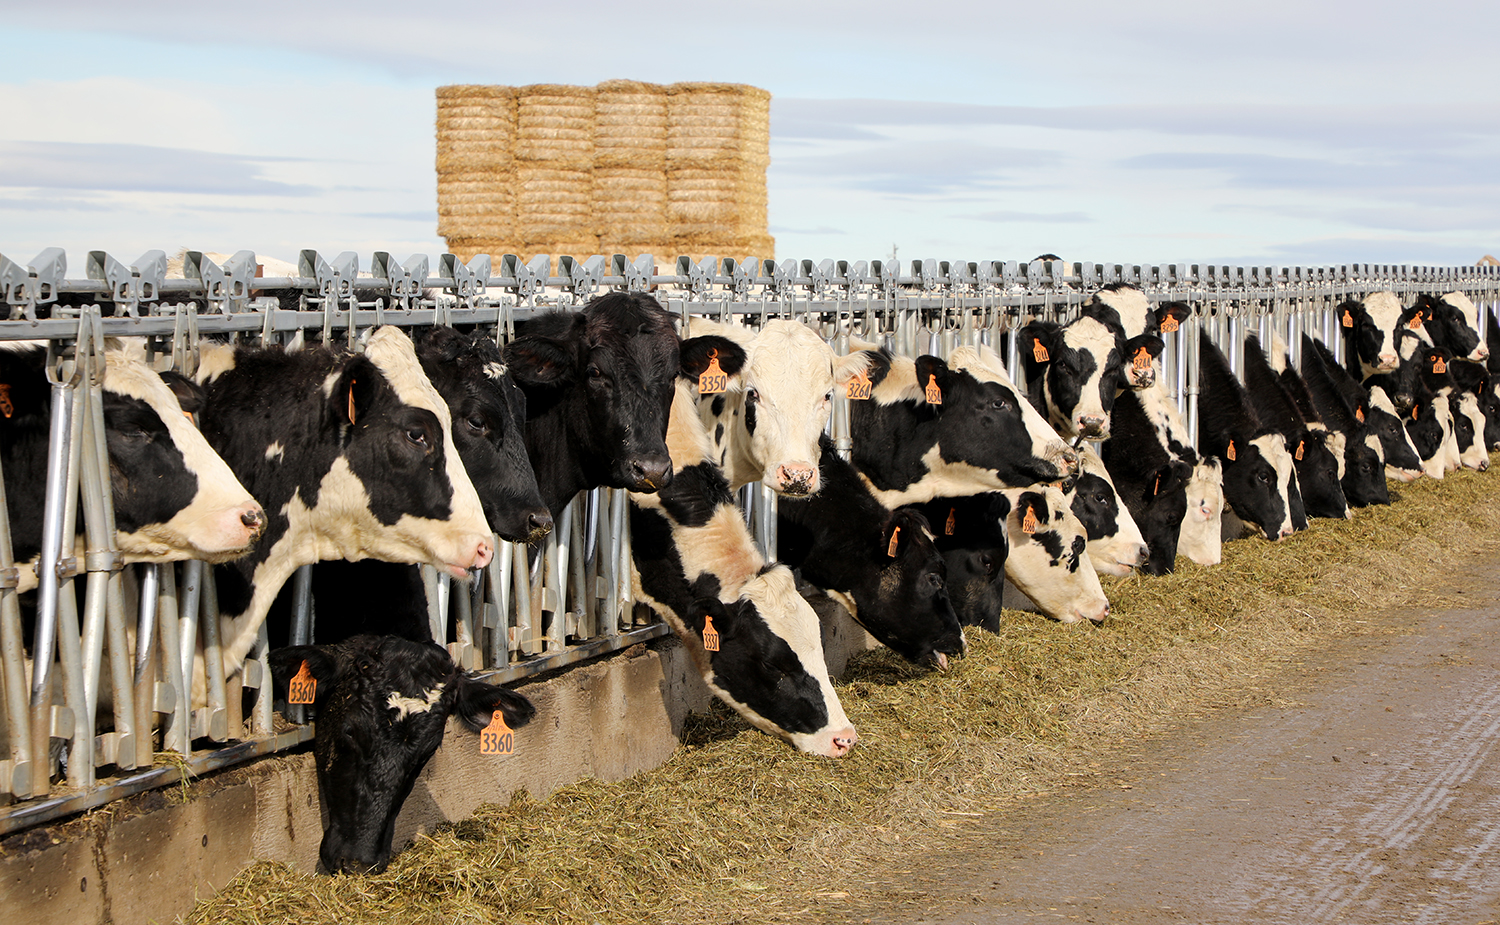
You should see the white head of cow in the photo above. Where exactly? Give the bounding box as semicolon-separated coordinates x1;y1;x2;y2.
1177;457;1225;566
1349;292;1428;377
1001;486;1109;624
1439;292;1490;362
688;318;870;495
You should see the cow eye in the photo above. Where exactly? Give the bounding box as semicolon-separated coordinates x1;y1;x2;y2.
746;388;760;404
823;390;833;402
465;414;489;436
406;427;429;449
119;428;152;444
991;398;1010;412
1257;470;1271;483
586;365;604;380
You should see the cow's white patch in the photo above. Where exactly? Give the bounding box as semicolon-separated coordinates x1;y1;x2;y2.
484;361;507;380
194;344;238;383
265;441;285;462
1001;486;1108;623
388;683;446;719
1455;391;1491;470
949;345;1078;476
1092;286;1153;339
1441;292;1489;361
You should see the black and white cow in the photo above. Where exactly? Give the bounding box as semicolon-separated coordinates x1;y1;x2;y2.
505;292;681;517
1368;343;1461;479
1271;337;1388;508
778;435;967;668
1242;336;1349;520
1079;285;1193;389
850;345;1078;508
1068;446;1150;577
1197;338;1303;540
196;326;494;682
1018;311;1160;440
1000;486;1109;625
1;342;264;594
688;317;873;495
1416;292;1490;364
1301;335;1424;482
269;635;535;874
909;494;1010;633
1339;291;1429;385
629;337;857;757
1451;358;1500;456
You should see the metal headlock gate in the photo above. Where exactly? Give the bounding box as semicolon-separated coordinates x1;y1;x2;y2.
2;247;1497;834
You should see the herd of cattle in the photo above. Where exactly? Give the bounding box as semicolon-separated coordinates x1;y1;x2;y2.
3;281;1496;874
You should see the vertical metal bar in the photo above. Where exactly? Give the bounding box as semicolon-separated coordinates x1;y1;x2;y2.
155;563;190;757
548;504;573;651
515;542;539;657
453;571;476;669
1186;311;1202;448
0;443;35;797
133;564;160;769
758;483;777;562
421;566;442;645
287;564;313;724
197;566;228;742
249;622;273;735
484;543;513;667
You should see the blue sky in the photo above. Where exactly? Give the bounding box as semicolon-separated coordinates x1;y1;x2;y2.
2;0;1497;271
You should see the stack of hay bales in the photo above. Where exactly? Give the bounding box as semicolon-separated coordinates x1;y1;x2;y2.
434;85;516;262
434;80;773;263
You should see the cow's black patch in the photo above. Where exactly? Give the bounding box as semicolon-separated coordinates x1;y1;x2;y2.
658;462;736;528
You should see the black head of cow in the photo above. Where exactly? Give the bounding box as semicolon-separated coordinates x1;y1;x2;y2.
1418;292;1488;363
1404;393;1447;464
505;292;679;510
876;507;967;666
1340;292;1426;381
1340;430;1389;507
270;635;535;875
413;327;551;545
1135;458;1192;576
913;494;1010;634
1198;338;1298;540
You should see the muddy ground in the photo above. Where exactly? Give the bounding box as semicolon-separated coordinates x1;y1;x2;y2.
828;553;1500;924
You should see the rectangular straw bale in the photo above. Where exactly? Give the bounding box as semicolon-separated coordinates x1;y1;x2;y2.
666;82;771;166
518;238;601;261
516;163;594;241
595;79;668;169
515;84;596;165
593;166;668;243
435;85;516;173
443;237;523;263
437;172;515;241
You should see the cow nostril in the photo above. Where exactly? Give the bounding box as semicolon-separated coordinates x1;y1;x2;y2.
528;511;554;536
241;509;264;529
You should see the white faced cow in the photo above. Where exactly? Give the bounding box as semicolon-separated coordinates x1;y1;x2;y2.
1001;486;1109;625
1417;292;1490;364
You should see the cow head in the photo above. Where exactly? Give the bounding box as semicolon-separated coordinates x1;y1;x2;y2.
1365;386;1425;480
1422;292;1489;363
1289;429;1349;520
1069;447;1149;577
1340;292;1427;379
414;327;552;545
1178;457;1225;567
681;568;858;758
506;292;679;503
1019;316;1138;439
1405;394;1448;478
270;635;535;875
1339;429;1389;507
872;507;968;666
1002;487;1109;624
1198;338;1300;540
914;494;1010;634
1449;391;1490;471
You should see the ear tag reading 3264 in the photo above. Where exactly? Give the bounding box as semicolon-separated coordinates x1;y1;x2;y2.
845;368;872;400
288;661;317;705
480;710;514;756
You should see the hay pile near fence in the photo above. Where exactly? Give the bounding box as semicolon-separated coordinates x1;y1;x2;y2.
435;80;773;264
191;468;1500;925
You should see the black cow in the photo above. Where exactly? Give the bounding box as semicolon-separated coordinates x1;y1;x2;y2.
1;342;263;594
505;291;680;517
1198;339;1304;540
1242;336;1348;520
269;635;534;874
910;494;1010;633
1301;336;1424;482
197;326;494;683
778;435;967;668
851;345;1078;508
1416;292;1489;364
1272;339;1388;508
1100;388;1197;575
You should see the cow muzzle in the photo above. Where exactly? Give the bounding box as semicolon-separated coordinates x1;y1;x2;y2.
625;455;674;493
772;462;817;496
1076;414;1108;438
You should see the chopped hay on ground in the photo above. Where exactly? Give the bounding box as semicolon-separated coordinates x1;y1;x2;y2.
190;469;1500;925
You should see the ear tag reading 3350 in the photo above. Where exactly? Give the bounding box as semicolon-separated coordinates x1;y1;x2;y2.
701;615;720;652
699;350;728;394
288;661;317;705
924;374;943;405
846;368;872;400
480;710;514;756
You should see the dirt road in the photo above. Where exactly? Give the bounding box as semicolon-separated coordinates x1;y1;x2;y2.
840;558;1500;924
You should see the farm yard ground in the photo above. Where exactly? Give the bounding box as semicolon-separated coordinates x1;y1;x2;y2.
194;469;1500;925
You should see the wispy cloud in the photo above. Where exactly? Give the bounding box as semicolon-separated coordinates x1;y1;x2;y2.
971;210;1092;224
0;141;315;196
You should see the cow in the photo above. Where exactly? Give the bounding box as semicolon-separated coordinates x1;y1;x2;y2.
1301;335;1424;482
1451;358;1500;455
1076;285;1192;388
504;291;680;517
1197;338;1303;540
1;341;264;594
1000;486;1110;625
268;635;535;874
269;327;553;648
196;326;494;683
1271;338;1388;508
1416;292;1490;364
688;317;873;495
1339;291;1429;384
1369;344;1462;478
628;336;857;757
849;345;1078;508
1242;336;1349;520
1067;445;1150;577
1017;309;1161;439
909;494;1010;633
778;435;967;669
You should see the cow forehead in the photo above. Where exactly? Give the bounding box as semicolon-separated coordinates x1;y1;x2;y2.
363;327;451;422
747;322;835;389
1362;292;1406;337
1092;286;1152;337
1061;317;1120;359
1441;291;1479;326
739;567;823;657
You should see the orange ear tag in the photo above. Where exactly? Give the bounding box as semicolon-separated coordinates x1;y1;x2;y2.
1356;406;1366;423
287;661;317;705
944;508;956;535
924;374;943;405
1409;314;1423;330
1133;346;1151;370
1021;506;1038;534
1434;356;1447;374
887;526;901;557
0;383;12;419
182;410;195;424
1153;473;1161;496
1227;440;1237;461
1160;315;1180;333
479;710;514;756
1342;309;1354;328
1033;341;1050;362
698;351;728;394
1295;440;1304;460
1412;404;1420;420
701;615;721;652
347;378;358;425
845;368;872;400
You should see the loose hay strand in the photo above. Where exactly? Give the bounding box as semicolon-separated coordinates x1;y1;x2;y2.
188;469;1500;925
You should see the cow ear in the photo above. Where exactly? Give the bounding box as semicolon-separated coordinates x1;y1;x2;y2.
881;509;928;560
913;356;954;407
504;333;583;390
680;335;746;380
1155;301;1192;333
984;492;1012;525
268;645;342;705
331;357;381;427
451;674;536;733
158;370;206;415
1125;333;1165;360
833;350;876;391
414;325;469;363
1013;491;1050;531
686;596;735;651
1017;322;1059;375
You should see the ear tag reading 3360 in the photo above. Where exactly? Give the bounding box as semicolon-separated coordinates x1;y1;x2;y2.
1021;505;1038;534
288;661;317;705
480;710;514;756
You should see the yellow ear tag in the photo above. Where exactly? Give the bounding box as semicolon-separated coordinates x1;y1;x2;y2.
1342;309;1354;328
1021;506;1038;534
287;660;317;705
1033;341;1050;362
924;374;943;405
701;615;721;652
1356;406;1366;423
1434;356;1447;374
347;378;358;425
1160;315;1180;333
945;508;956;535
1227;440;1237;461
698;351;728;394
845;368;872;400
1409;314;1423;330
0;383;12;419
1133;346;1152;370
887;526;901;557
479;710;514;756
1295;440;1304;460
182;410;195;424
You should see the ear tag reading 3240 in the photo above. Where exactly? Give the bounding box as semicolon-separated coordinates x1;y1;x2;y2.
288;661;317;705
480;710;514;756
